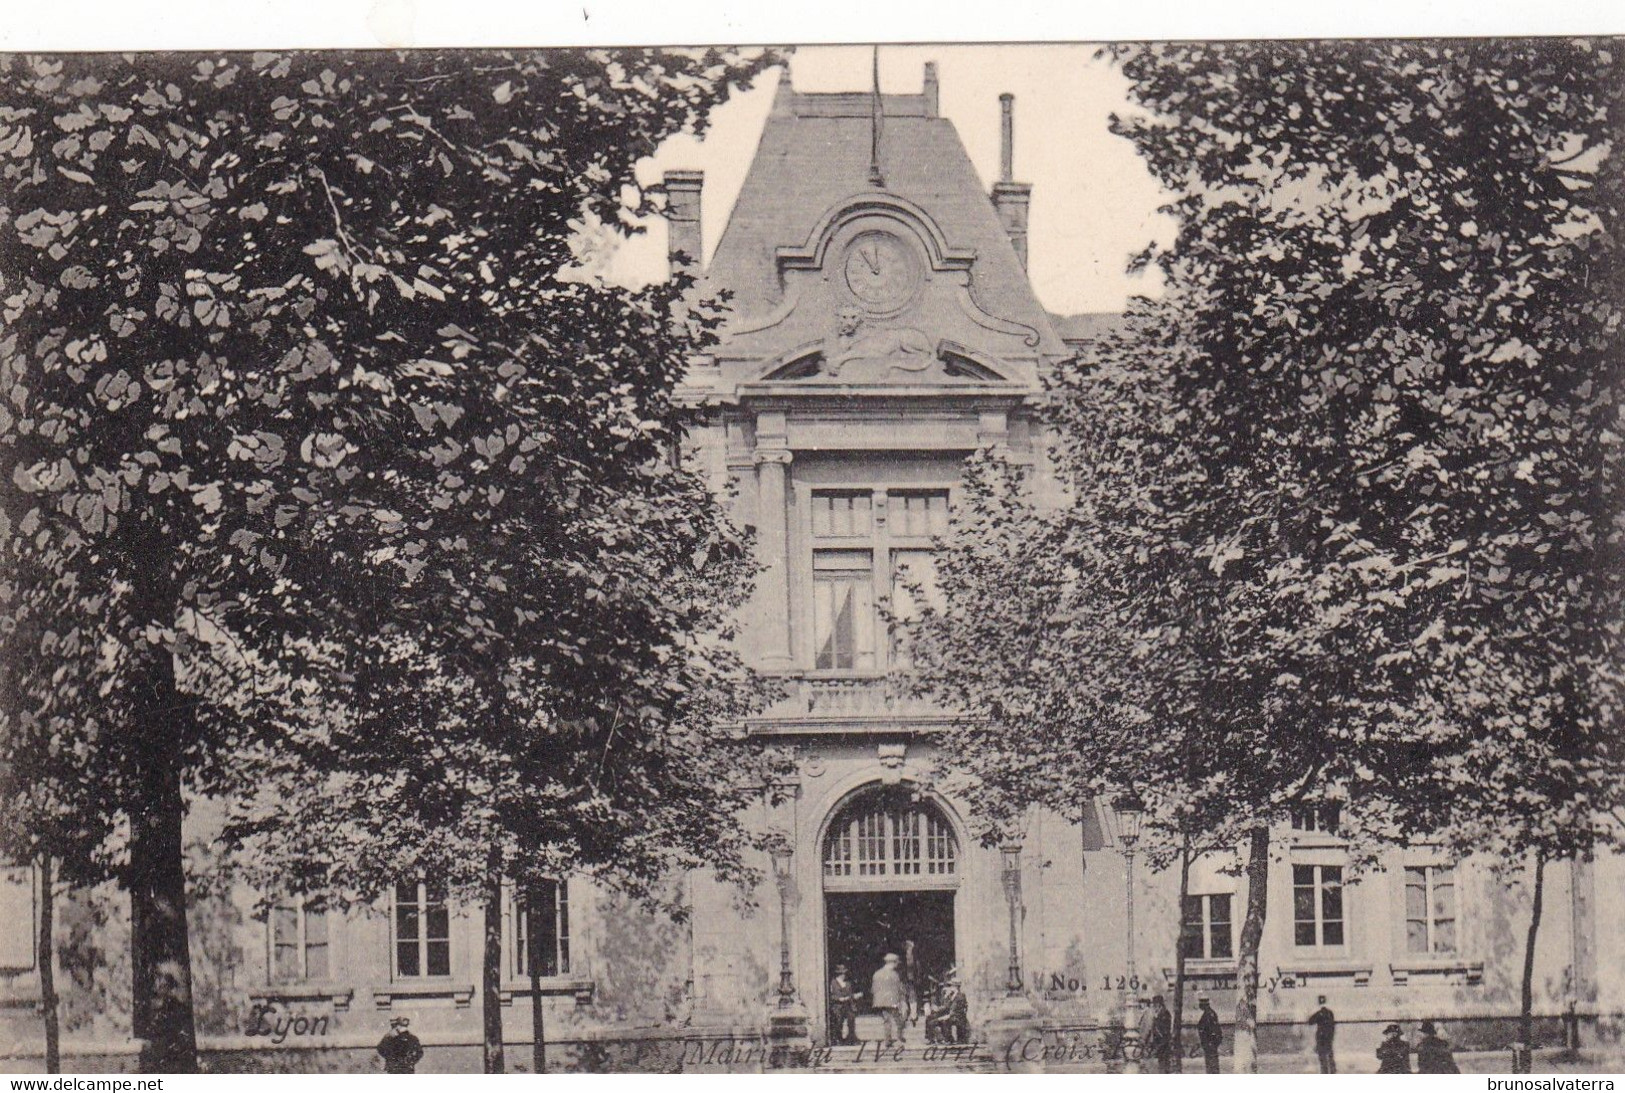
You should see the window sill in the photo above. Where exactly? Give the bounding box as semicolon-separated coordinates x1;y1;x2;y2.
249;983;355;1011
372;980;475;1009
498;977;595;1006
1278;959;1372;986
1390;958;1483;986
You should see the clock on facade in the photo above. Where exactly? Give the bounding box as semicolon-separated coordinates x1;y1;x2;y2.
840;231;921;312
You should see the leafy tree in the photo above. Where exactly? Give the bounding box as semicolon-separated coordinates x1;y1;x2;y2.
0;47;777;1071
907;38;1624;1071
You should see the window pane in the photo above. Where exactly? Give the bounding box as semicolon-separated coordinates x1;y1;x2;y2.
1295;921;1317;946
396;902;419;943
426;940;450;977
1292;865;1314;886
1210;894;1232;928
427;904;449;943
1405;869;1427;919
1322;878;1343;924
1407;919;1430;953
396;941;420;978
304;909;328;945
1293;885;1314;924
1322;920;1344;946
1432;918;1456;953
305;941;329;981
1211;920;1234;959
1433;873;1455;920
272;906;298;947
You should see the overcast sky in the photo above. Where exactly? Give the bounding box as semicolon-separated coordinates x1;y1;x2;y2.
601;45;1176;318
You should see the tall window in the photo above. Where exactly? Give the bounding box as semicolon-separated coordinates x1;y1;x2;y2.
512;880;570;979
810;488;948;672
1293;864;1345;948
270;900;330;982
1181;893;1234;960
814;550;875;670
1404;865;1457;955
394;879;450;978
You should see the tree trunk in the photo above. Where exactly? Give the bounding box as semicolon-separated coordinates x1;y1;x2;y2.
1520;851;1547;1054
129;655;198;1073
1230;826;1270;1074
482;854;506;1074
527;882;546;1075
38;853;59;1074
1170;837;1193;1073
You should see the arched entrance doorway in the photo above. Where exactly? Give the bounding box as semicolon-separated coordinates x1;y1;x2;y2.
821;784;959;1036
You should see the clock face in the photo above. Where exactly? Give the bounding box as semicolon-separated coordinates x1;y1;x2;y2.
841;232;920;311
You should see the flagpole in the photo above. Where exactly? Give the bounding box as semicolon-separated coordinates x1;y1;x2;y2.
867;44;884;187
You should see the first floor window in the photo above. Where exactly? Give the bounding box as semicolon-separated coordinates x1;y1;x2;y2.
1293;864;1345;948
814;550;875;670
394;879;450;978
0;864;35;972
1290;804;1341;835
271;900;330;982
513;880;569;979
1405;865;1457;955
1181;893;1234;960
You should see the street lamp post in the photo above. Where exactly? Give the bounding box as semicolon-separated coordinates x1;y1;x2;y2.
770;843;797;1008
1000;842;1024;995
1113;792;1146;1072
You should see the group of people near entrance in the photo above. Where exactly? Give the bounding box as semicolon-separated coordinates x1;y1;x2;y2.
1137;994;1459;1074
828;953;970;1047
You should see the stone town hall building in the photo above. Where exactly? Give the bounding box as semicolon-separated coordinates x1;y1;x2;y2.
1;65;1622;1071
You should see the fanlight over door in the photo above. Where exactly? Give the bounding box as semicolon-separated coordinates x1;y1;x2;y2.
822;787;958;892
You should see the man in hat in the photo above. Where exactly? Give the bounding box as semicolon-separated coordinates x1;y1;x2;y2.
1415;1020;1460;1074
1307;995;1337;1073
1376;1023;1411;1074
1139;994;1173;1073
871;953;906;1047
376;1015;425;1074
1196;995;1223;1074
828;964;861;1045
925;970;970;1045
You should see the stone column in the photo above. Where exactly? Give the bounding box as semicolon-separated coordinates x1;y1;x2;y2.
753;434;794;670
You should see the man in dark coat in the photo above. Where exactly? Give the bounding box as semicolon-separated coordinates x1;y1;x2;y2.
1307;995;1337;1073
925;973;970;1045
1140;995;1173;1073
1376;1023;1412;1074
828;964;860;1045
376;1016;425;1074
1415;1021;1461;1074
1196;995;1223;1074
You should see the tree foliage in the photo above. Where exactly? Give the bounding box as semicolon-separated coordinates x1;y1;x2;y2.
0;47;782;1070
904;38;1625;1069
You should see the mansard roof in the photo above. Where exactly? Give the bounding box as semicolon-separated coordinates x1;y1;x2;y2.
704;72;1065;359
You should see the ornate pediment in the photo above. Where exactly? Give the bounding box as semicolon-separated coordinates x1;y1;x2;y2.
754;315;1019;388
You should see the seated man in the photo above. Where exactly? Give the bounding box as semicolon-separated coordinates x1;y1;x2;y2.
924;975;970;1045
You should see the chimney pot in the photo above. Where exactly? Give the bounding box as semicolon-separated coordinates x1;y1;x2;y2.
991;94;1032;271
663;169;704;275
923;62;939;117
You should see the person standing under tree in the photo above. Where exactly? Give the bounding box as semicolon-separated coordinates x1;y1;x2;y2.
376;1016;425;1074
1196;995;1223;1074
1307;995;1337;1073
871;953;905;1047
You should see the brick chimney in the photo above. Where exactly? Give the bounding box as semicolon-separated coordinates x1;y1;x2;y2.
922;61;939;117
990;93;1033;271
663;169;704;274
